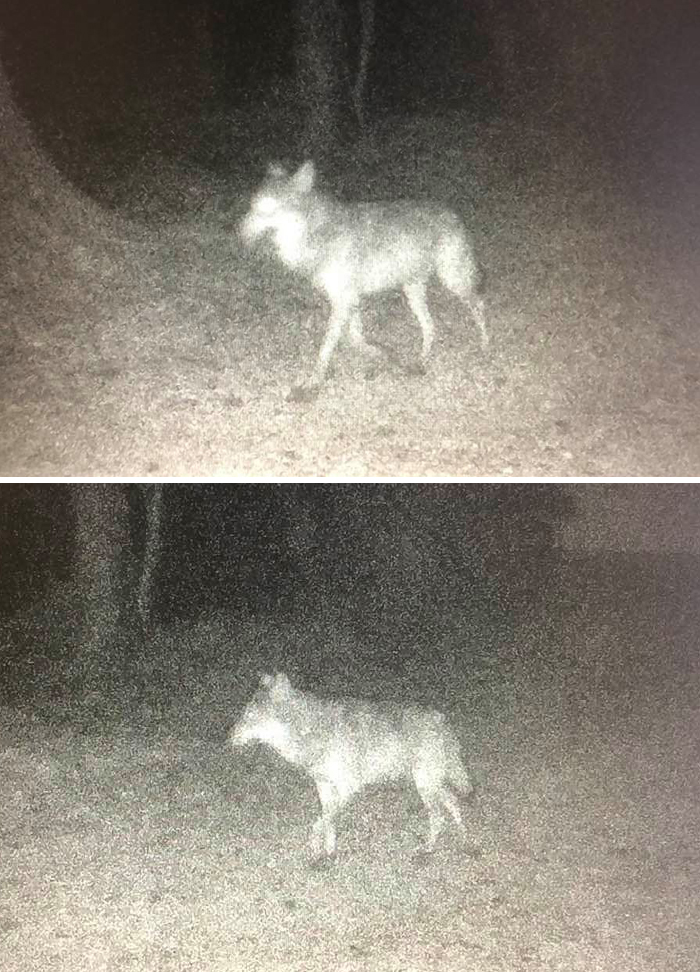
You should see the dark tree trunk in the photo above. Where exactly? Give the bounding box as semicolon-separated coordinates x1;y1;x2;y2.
294;0;354;163
136;484;165;630
71;485;135;697
352;0;375;135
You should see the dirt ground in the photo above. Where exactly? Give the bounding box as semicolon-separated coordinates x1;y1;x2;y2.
2;115;699;476
1;555;698;971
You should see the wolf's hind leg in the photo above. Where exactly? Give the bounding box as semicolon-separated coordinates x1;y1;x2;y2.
403;281;435;362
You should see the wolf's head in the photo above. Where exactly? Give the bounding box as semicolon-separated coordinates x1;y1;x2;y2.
229;672;299;756
239;162;318;267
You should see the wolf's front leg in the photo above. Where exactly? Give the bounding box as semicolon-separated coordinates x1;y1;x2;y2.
309;813;336;866
308;778;342;866
347;308;387;380
401;281;435;375
288;301;349;403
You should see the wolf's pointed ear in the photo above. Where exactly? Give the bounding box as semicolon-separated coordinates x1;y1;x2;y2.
293;161;316;193
260;672;274;688
270;672;293;698
267;162;287;178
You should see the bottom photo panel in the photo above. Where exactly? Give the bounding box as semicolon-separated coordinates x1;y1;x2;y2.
0;482;696;972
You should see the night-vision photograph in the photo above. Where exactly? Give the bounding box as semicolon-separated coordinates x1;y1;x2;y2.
1;1;698;475
0;482;698;970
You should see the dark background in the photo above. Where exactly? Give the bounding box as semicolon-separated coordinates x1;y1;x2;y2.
0;484;575;620
0;0;695;188
1;484;697;719
0;483;571;619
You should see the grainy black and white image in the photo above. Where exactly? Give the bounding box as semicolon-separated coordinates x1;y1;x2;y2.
1;483;698;971
1;1;698;475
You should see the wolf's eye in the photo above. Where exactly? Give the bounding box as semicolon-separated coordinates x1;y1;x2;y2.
256;196;277;214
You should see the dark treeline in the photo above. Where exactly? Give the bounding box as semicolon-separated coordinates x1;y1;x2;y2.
0;484;574;621
0;485;578;708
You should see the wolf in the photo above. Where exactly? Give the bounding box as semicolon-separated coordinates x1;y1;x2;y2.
229;672;473;864
240;161;488;402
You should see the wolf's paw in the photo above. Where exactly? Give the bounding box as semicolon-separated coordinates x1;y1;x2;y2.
412;848;434;867
363;361;384;382
405;361;428;378
360;342;383;360
287;383;321;404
